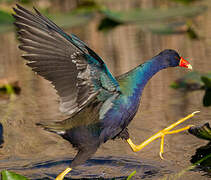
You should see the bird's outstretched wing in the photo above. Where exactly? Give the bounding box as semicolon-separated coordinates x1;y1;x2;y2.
13;4;120;116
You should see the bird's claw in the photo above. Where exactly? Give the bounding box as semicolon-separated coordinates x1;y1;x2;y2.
159;151;164;160
192;111;200;115
127;111;200;159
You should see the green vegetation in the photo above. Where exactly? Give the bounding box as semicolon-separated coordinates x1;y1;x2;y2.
1;170;29;180
0;9;13;33
99;5;206;34
126;170;136;180
0;0;207;37
189;123;211;141
171;71;211;106
0;81;20;98
170;0;199;5
190;142;211;176
189;123;211;177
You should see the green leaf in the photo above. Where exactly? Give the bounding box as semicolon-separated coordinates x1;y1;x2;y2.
0;9;14;33
127;170;136;180
0;10;13;24
189;123;211;141
98;17;122;31
201;76;211;106
171;72;211;107
73;0;104;14
201;76;211;89
170;0;199;5
101;6;206;24
49;12;94;29
170;71;204;90
190;143;211;175
186;26;198;39
203;89;211;107
1;170;29;180
0;8;94;34
99;6;206;34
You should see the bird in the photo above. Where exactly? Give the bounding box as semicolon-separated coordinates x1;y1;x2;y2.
13;4;199;180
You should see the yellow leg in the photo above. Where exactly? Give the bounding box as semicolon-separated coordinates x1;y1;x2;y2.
55;167;72;180
127;111;200;159
165;125;193;135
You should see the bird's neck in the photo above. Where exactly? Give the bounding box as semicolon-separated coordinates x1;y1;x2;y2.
118;57;168;97
136;57;168;92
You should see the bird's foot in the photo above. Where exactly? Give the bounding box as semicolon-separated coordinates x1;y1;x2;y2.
127;111;200;159
55;167;72;180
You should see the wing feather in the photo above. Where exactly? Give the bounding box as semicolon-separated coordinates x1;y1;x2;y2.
13;4;120;116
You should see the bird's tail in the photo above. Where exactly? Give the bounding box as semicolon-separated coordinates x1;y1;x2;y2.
36;121;67;135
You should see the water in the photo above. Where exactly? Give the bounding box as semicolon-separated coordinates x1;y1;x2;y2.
0;0;211;179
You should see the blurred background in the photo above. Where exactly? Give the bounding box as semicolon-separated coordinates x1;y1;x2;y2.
0;0;210;179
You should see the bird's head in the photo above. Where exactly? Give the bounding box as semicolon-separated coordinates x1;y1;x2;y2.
158;49;192;70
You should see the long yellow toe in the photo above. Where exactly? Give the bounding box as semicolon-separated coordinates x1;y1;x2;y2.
126;111;200;159
55;167;72;180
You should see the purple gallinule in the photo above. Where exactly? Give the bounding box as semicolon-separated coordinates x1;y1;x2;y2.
13;4;198;180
